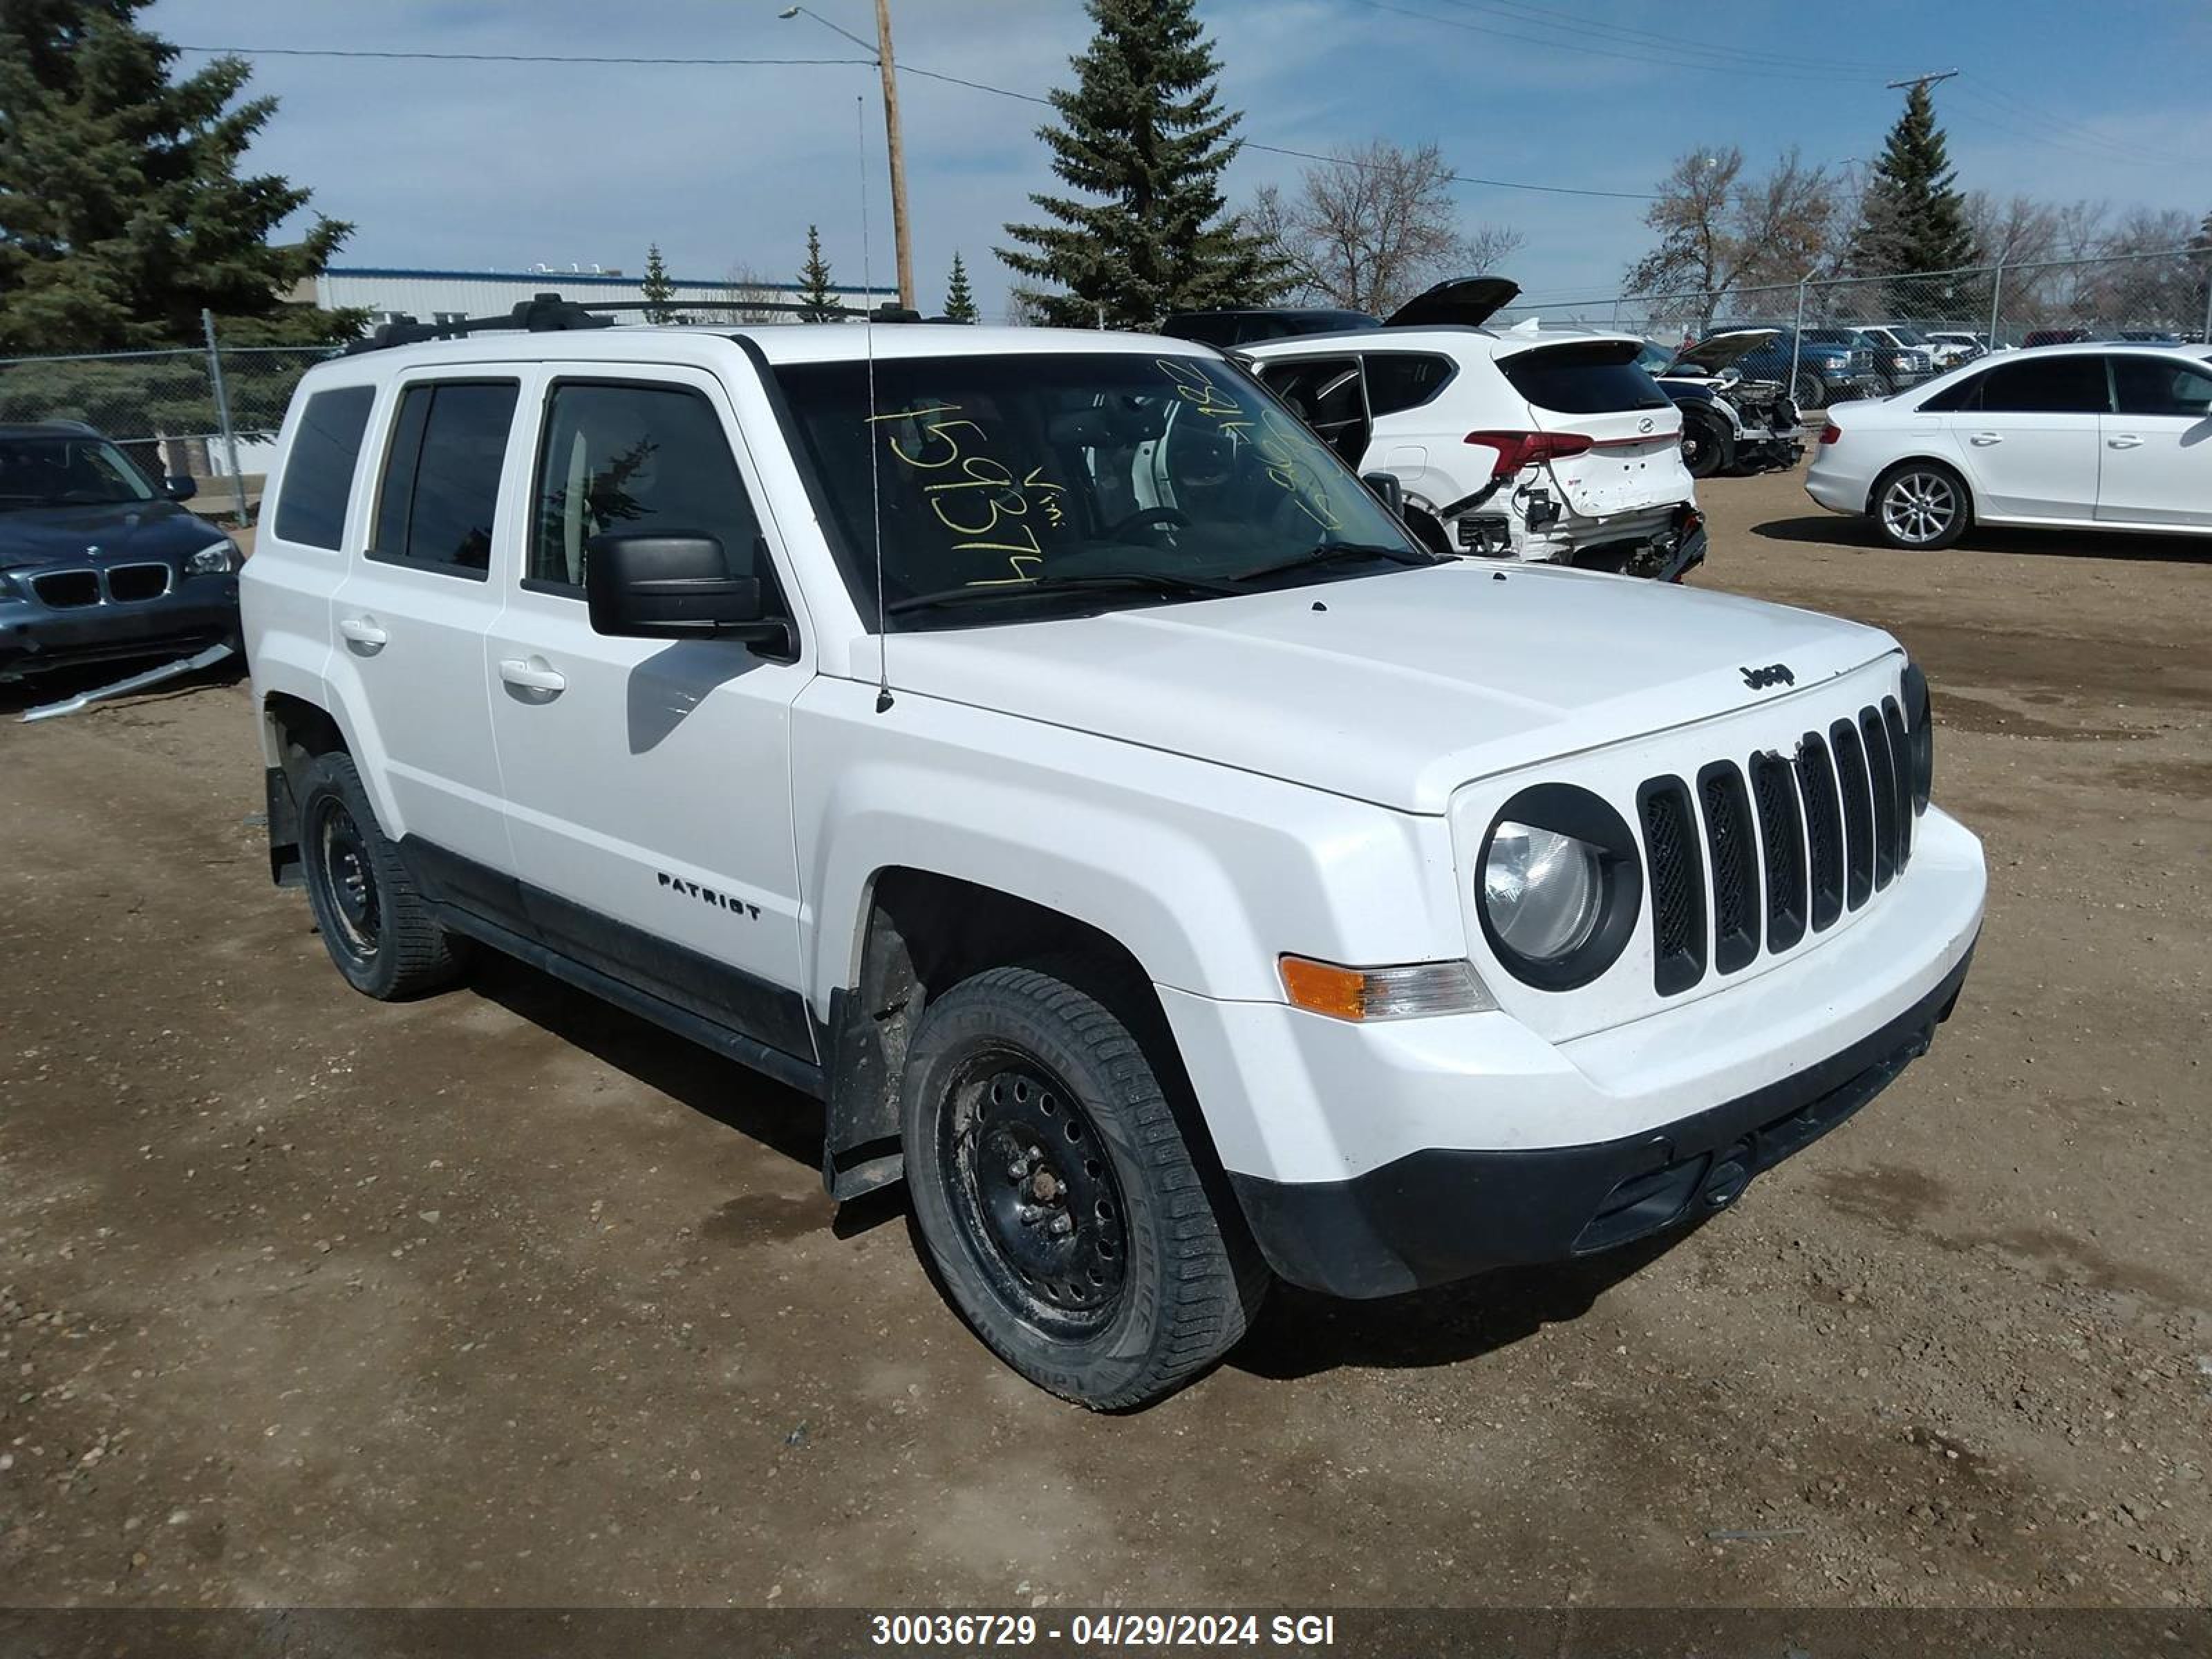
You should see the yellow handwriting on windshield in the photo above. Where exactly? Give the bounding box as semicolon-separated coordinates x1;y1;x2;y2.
1154;358;1340;534
873;402;1067;582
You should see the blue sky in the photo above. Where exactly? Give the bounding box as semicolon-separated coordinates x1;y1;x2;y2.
147;0;2212;318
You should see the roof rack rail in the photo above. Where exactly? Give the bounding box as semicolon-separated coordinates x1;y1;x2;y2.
341;292;935;354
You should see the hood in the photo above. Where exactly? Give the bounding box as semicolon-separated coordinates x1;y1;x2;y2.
0;500;221;570
1667;328;1779;375
1384;275;1521;329
875;562;1896;813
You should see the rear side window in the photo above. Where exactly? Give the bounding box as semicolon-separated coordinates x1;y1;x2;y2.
2111;356;2212;418
1362;353;1455;416
371;380;520;578
1920;373;1985;413
528;381;762;592
1498;342;1669;414
273;386;373;550
1978;356;2109;415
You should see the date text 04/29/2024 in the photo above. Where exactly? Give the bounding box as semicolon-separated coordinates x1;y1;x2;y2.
868;1613;1338;1648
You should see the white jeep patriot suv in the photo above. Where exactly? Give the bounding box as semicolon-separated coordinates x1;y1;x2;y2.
243;310;1985;1409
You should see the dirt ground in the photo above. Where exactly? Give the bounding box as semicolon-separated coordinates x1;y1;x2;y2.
3;465;2208;1612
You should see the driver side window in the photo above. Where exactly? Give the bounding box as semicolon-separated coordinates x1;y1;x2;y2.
527;381;762;594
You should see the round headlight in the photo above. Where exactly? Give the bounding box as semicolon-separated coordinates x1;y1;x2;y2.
1483;823;1603;962
1475;784;1642;990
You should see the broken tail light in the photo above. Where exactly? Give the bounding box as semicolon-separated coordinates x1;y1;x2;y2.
1463;430;1593;478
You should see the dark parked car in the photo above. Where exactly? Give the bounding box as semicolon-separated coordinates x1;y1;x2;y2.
1638;330;1804;478
1707;326;1881;408
0;421;241;683
2022;328;2090;349
1161;276;1523;347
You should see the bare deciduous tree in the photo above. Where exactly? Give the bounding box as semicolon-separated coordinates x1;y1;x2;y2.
1624;147;1839;328
722;262;789;326
1250;140;1522;317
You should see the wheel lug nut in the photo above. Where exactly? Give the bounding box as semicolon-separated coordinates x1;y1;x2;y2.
1049;1215;1074;1237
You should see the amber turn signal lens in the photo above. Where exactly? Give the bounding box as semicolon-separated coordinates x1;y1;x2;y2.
1277;955;1493;1022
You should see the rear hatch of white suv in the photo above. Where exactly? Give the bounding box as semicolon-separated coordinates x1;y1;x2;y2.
1485;336;1690;519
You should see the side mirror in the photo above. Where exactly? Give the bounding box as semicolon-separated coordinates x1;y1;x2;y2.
165;475;198;501
584;531;791;653
1360;471;1406;518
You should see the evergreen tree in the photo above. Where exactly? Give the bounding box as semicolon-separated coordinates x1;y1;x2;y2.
941;251;979;323
795;225;839;322
640;243;680;324
997;0;1279;328
1849;83;1977;314
0;0;358;351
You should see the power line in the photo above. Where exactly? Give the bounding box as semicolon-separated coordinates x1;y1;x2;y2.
1412;0;1911;78
171;43;871;67
172;41;1660;203
1338;0;1895;86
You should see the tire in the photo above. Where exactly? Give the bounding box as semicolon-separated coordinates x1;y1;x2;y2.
900;964;1268;1410
297;751;467;1000
1792;371;1824;409
1680;409;1734;479
1872;460;1970;551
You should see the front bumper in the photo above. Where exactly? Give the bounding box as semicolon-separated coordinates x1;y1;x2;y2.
1229;941;1972;1297
1159;803;1984;1298
0;576;240;679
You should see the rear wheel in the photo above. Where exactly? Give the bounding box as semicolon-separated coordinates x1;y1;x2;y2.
901;965;1267;1409
1873;460;1970;550
1792;371;1824;409
297;753;467;1000
1679;407;1734;479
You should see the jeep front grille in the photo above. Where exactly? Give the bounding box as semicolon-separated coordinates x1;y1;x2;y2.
1642;698;1914;995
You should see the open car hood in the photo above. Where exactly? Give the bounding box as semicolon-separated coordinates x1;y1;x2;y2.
1384;276;1521;329
1666;328;1779;375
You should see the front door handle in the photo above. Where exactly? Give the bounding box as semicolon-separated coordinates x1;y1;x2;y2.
2106;434;2144;449
337;615;388;648
1968;432;2002;447
498;657;567;695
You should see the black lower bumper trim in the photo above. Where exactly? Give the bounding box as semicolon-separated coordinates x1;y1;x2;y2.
1229;939;1975;1300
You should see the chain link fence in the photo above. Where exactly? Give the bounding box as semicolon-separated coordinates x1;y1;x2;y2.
1494;246;2212;411
0;320;339;525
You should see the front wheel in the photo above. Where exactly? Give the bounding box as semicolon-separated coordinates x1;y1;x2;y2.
1873;461;1970;550
297;752;467;1000
901;965;1267;1409
1680;409;1734;479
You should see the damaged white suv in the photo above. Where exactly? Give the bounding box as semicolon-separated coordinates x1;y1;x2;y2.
243;310;1983;1409
1241;293;1703;580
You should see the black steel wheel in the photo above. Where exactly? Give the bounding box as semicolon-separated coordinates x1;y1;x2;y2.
940;1049;1129;1336
901;964;1268;1409
1679;408;1735;479
296;751;467;1000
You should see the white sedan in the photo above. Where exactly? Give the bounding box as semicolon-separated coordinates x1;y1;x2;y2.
1805;341;2212;550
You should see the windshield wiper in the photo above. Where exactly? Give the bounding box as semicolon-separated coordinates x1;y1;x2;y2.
1227;541;1441;585
886;570;1245;617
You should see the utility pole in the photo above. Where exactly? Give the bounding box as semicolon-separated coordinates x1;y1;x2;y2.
779;3;915;312
874;0;914;312
1884;69;1959;94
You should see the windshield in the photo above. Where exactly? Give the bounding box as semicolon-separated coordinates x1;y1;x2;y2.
0;434;158;510
774;350;1428;630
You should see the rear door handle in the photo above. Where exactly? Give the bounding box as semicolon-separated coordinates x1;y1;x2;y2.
2107;434;2144;449
337;615;388;648
498;657;567;695
1968;432;2002;447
